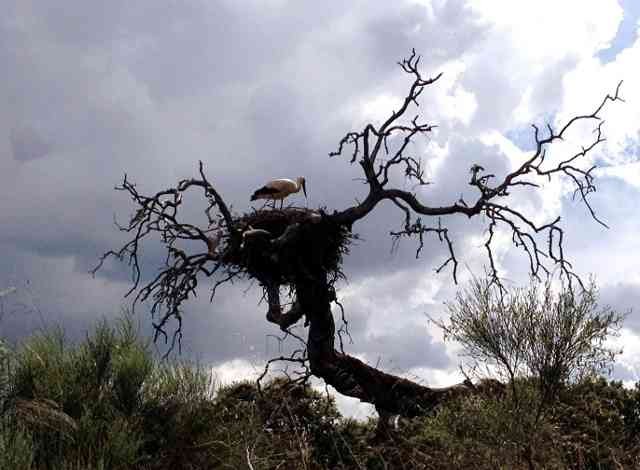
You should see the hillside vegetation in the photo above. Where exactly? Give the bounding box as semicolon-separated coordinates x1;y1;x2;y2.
0;311;639;469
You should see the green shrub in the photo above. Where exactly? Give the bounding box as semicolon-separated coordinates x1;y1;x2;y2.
2;308;638;469
554;378;640;468
0;424;35;470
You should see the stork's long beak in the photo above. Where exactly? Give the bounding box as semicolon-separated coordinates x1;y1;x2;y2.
302;180;307;198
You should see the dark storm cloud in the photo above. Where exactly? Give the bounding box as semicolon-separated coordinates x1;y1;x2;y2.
0;0;488;282
0;252;129;343
10;127;52;162
356;322;451;371
0;0;503;373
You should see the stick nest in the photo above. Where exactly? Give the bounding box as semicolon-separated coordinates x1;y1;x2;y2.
226;207;354;285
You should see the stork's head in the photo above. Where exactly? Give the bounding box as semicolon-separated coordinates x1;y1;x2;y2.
297;177;307;198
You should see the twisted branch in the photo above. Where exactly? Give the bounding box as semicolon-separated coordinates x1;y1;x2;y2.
91;162;243;356
329;50;623;287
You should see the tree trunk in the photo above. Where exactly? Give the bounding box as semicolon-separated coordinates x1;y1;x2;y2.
295;269;473;417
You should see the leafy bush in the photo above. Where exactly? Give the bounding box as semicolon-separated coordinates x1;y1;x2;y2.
436;277;627;468
1;305;638;469
441;278;624;388
0;425;35;470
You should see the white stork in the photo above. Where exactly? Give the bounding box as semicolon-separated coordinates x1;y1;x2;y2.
250;177;307;209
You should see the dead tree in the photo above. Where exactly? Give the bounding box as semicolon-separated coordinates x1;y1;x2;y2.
93;50;622;420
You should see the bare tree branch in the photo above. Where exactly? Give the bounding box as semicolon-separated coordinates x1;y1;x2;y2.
329;50;623;286
91;165;245;353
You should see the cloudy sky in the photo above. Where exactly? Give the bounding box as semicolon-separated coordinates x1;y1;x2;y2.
2;0;640;417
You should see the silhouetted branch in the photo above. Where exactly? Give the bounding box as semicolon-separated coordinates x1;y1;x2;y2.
91;164;244;355
330;50;623;287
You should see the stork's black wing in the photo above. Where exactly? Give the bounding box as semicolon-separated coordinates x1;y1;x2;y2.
251;186;280;200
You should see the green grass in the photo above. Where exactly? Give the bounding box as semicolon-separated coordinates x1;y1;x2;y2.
1;314;639;469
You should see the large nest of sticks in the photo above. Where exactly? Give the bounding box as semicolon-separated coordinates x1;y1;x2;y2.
225;207;354;286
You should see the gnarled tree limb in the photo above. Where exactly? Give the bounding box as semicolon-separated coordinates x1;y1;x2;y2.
330;49;622;287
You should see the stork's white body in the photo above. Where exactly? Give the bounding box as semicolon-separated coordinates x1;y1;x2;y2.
250;177;307;208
